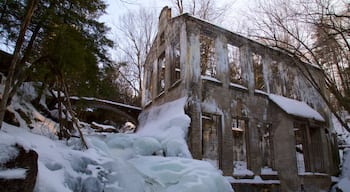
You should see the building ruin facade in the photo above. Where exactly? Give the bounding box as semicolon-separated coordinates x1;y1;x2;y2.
142;7;340;191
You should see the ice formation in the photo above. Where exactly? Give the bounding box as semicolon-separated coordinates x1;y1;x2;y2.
0;85;233;192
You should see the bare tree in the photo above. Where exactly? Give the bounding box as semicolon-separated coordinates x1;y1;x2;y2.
246;0;350;131
114;8;157;99
169;0;234;22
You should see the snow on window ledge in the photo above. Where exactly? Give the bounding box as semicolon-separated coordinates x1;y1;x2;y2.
155;91;165;100
144;100;152;108
227;176;281;184
201;75;222;84
233;161;254;177
169;79;182;90
261;167;278;175
298;172;329;176
229;82;247;90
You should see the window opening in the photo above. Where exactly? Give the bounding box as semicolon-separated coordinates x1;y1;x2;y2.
200;35;216;77
294;122;325;173
144;67;152;103
252;53;265;90
228;44;241;84
294;123;307;173
171;42;181;84
309;126;325;172
259;123;273;168
157;52;165;94
202;113;222;168
232;117;247;162
232;116;249;174
160;32;165;45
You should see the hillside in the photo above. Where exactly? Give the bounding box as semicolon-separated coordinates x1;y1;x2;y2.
0;77;233;192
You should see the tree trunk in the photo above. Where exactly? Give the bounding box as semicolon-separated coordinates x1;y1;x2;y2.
57;78;64;140
61;77;88;149
0;0;38;129
7;24;42;105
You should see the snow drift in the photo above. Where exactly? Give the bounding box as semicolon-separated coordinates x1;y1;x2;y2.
0;80;233;192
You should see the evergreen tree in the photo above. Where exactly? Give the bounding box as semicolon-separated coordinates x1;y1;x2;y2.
0;0;113;142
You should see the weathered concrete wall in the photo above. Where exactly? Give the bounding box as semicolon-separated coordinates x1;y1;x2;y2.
300;174;331;192
201;80;276;176
201;80;233;175
182;17;331;129
142;7;339;191
268;103;300;191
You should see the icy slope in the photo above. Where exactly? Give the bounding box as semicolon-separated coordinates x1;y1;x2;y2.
0;81;233;192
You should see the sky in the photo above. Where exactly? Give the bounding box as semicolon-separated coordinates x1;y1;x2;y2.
100;0;257;36
1;0;255;54
100;0;257;61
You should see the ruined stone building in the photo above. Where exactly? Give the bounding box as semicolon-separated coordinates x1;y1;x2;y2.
142;7;340;191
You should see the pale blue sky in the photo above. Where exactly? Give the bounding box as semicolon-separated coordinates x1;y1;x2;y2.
100;0;256;61
101;0;256;32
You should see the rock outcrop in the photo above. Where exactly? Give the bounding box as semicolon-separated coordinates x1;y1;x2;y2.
0;144;38;192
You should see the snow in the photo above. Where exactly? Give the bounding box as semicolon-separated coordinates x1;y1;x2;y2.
0;168;27;179
233;161;254;177
331;115;350;191
137;97;192;158
226;176;280;184
91;122;116;130
129;156;233;192
201;75;222;84
268;94;325;121
254;89;268;95
201;99;223;115
229;82;248;90
331;149;350;191
337;177;350;191
0;83;233;192
0;134;19;164
70;96;142;111
261;167;278;175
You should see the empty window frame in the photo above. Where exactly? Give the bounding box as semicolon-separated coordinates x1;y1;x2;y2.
259;123;273;168
160;32;165;45
252;53;265;90
200;35;216;77
228;44;242;84
267;60;279;93
157;52;166;94
232;116;248;164
202;113;222;168
144;67;153;103
171;42;181;85
294;122;325;173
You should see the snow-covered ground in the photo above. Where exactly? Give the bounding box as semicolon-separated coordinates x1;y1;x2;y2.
3;76;350;191
0;80;233;192
331;115;350;191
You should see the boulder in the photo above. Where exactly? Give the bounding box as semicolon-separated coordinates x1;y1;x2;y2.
4;109;20;127
0;144;38;192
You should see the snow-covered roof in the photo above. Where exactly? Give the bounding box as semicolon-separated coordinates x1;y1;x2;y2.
268;94;325;122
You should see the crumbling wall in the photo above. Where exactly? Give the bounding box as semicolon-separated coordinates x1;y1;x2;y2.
143;8;338;191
